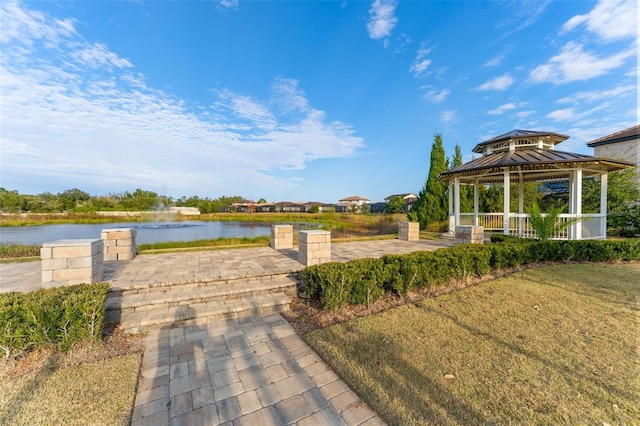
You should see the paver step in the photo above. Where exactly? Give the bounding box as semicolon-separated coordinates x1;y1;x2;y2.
106;274;298;312
118;292;292;334
106;273;299;334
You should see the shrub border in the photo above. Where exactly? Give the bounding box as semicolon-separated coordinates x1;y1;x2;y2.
302;239;640;310
0;283;110;359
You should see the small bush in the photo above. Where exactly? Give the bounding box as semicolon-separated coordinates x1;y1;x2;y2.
0;283;110;358
303;239;640;310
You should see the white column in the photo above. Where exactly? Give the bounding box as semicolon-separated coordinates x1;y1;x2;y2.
518;174;524;237
600;173;608;239
574;167;583;240
503;171;510;235
448;181;454;233
473;179;479;226
454;177;460;229
568;172;574;239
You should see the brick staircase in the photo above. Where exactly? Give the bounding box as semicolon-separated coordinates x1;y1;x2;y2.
105;273;300;334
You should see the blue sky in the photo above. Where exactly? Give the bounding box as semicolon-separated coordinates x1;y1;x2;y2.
0;0;637;203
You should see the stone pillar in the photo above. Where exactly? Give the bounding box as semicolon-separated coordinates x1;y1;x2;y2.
298;230;331;266
101;228;137;261
398;222;419;241
455;226;484;245
41;239;104;288
270;225;293;250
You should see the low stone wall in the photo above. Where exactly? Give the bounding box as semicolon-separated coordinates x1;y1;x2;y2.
41;239;104;288
270;225;293;250
398;221;420;241
298;230;331;266
455;225;484;244
101;228;137;261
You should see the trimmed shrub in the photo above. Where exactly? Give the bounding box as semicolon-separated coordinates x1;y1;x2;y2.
349;258;386;308
302;239;640;310
0;283;110;358
302;263;355;310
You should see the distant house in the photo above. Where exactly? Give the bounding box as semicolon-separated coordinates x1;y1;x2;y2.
338;195;370;213
384;193;418;212
587;125;639;187
275;202;306;213
232;199;255;213
255;203;276;213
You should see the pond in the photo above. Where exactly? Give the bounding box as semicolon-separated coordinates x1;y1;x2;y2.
0;221;279;246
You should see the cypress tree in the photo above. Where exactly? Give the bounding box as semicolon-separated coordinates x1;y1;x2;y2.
409;133;448;229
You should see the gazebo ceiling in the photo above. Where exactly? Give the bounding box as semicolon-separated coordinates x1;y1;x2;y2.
438;148;635;184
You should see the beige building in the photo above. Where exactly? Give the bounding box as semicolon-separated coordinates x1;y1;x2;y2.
587;125;639;186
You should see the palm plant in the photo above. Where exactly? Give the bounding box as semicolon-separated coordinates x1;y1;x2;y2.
526;203;580;240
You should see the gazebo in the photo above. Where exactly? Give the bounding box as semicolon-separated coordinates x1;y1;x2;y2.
438;130;635;240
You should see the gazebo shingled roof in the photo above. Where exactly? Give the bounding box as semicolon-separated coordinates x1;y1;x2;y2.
471;129;569;153
439;149;634;184
439;129;634;184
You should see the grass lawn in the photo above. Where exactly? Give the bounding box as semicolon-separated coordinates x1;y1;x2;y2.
304;263;640;425
0;339;143;425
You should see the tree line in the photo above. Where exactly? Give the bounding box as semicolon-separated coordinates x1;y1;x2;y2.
0;187;245;214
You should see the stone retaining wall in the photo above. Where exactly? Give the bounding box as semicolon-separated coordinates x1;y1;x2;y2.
41;239;104;288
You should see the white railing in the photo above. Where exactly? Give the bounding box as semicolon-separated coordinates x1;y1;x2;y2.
456;213;606;240
459;213;504;230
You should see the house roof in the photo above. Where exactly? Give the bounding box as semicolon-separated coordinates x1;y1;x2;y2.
438;148;635;183
586;125;640;147
338;196;370;202
472;129;569;153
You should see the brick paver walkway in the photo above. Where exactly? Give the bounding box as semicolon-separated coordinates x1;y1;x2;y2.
133;314;384;426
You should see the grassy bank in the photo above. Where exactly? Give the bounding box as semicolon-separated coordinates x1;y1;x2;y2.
304;263;640;425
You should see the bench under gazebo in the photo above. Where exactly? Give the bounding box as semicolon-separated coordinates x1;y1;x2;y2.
438;130;635;240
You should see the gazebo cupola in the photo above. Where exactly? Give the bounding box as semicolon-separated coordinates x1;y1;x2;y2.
438;130;634;240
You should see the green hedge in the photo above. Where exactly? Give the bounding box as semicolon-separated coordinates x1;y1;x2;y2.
0;283;110;358
302;239;640;310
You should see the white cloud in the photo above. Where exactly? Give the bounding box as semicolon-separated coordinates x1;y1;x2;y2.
218;0;239;10
410;43;434;77
421;86;450;103
556;85;636;104
561;0;637;42
71;43;133;70
484;54;505;68
0;2;363;196
441;110;456;123
515;110;536;119
495;0;553;34
546;104;610;123
476;73;515;91
488;102;521;115
367;0;398;41
546;108;577;122
0;1;76;45
529;41;634;83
